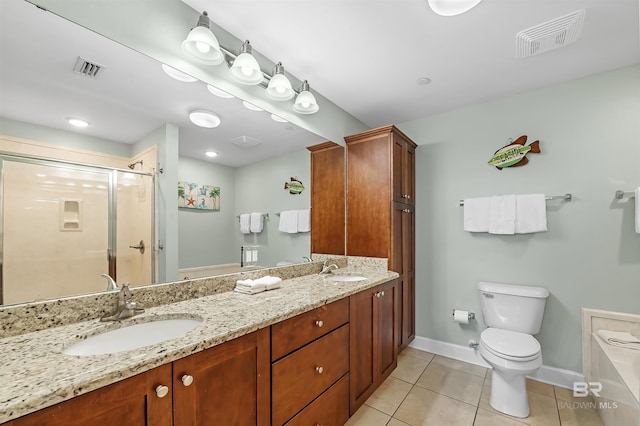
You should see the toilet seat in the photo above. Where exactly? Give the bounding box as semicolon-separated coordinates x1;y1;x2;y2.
480;328;540;361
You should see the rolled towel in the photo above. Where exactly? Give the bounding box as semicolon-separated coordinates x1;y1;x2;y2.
253;275;282;290
596;329;640;350
515;194;547;234
240;214;251;234
463;197;491;232
250;212;264;233
489;194;516;235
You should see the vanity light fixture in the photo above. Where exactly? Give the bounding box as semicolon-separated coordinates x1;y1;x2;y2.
205;151;218;158
66;117;90;128
427;0;483;16
293;81;319;114
207;84;234;98
270;114;288;123
229;40;263;85
189;110;221;128
265;62;295;101
242;101;263;112
182;11;225;65
162;64;198;82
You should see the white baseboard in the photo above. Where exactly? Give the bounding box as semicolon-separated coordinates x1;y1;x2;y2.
409;335;584;390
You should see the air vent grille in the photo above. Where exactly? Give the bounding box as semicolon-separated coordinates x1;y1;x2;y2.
73;56;104;78
516;10;585;59
230;136;262;149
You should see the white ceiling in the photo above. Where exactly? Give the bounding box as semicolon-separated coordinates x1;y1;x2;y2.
183;0;640;127
1;0;638;168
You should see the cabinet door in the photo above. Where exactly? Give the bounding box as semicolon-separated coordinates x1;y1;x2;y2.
392;135;416;205
403;204;416;346
7;364;172;426
349;287;376;414
378;279;398;381
172;328;270;426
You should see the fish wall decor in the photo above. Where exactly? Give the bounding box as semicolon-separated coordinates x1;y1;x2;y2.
284;177;305;194
488;135;541;170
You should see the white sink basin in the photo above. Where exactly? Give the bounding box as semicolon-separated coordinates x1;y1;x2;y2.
63;317;202;356
326;275;367;282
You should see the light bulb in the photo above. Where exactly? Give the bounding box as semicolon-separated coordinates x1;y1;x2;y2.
241;66;254;77
302;102;310;108
195;41;210;53
276;86;285;94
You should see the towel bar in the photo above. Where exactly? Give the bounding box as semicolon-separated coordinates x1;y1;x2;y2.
236;213;269;220
459;193;572;207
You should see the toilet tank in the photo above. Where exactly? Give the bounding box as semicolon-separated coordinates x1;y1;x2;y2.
478;281;549;334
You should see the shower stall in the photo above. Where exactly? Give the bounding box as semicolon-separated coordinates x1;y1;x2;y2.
0;152;155;305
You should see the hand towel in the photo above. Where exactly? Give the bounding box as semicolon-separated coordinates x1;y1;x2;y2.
635;187;640;234
278;210;298;233
596;329;640;351
489;195;516;235
297;209;311;232
250;212;264;233
515;194;548;234
463;197;491;232
253;275;282;290
239;214;251;234
234;279;266;294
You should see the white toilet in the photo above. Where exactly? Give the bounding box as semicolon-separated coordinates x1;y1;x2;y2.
477;281;549;418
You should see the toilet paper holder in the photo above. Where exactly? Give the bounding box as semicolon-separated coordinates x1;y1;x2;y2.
452;309;475;321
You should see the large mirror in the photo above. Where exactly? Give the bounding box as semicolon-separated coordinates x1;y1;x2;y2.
0;0;327;305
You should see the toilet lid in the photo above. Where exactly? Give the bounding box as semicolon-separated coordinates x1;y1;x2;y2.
481;328;540;358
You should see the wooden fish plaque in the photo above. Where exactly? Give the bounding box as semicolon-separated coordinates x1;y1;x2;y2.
488;135;540;170
284;177;305;194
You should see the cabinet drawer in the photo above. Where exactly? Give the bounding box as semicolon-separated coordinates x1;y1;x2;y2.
272;325;349;425
271;297;349;360
284;374;349;426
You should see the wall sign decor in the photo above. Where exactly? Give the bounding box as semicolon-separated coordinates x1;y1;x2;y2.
284;176;305;195
488;135;541;170
178;181;220;210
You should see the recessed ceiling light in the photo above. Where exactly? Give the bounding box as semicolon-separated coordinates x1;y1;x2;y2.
416;77;432;86
161;64;198;82
271;114;288;123
205;151;218;158
66;117;90;128
189;110;221;128
242;101;263;111
207;84;235;98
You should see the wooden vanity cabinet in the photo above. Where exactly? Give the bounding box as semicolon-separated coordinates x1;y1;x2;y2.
6;363;173;426
271;298;350;426
349;279;398;414
345;125;416;352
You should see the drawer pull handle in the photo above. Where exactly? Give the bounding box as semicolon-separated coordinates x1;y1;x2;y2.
155;385;169;398
315;366;324;374
315;320;324;327
181;374;194;387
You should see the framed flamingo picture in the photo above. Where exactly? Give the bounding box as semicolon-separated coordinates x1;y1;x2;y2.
178;181;220;210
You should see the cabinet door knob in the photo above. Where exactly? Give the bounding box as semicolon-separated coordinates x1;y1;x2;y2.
381;291;385;297
315;366;324;374
315;320;324;328
181;374;194;387
155;385;169;398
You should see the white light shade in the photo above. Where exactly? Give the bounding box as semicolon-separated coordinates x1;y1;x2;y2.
242;101;263;112
271;114;288;123
189;110;221;128
293;81;319;114
205;151;218;158
207;84;234;98
229;41;263;85
427;0;483;16
266;63;294;101
162;64;197;82
182;12;224;65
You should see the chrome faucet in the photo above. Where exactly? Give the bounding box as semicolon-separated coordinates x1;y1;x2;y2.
101;273;118;291
319;259;339;275
303;256;312;262
101;283;145;321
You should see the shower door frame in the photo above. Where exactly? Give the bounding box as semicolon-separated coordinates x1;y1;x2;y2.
0;151;156;305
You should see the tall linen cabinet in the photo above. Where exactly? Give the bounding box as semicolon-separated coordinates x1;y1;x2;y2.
345;125;416;351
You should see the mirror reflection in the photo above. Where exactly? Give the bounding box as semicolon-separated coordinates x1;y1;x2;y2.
0;0;326;305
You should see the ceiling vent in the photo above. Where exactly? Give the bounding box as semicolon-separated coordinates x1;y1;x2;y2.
73;56;104;78
516;10;586;59
230;136;262;149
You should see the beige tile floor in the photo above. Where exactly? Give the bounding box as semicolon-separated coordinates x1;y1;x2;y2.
346;347;604;426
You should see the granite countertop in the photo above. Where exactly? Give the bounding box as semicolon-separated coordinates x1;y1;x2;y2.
0;266;398;423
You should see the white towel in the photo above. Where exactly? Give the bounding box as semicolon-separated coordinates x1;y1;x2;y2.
250;212;264;233
463;197;491;232
278;210;298;233
635;187;640;234
234;279;266;294
297;209;311;232
239;214;251;234
596;329;640;351
253;275;282;290
515;194;547;234
489;195;516;235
